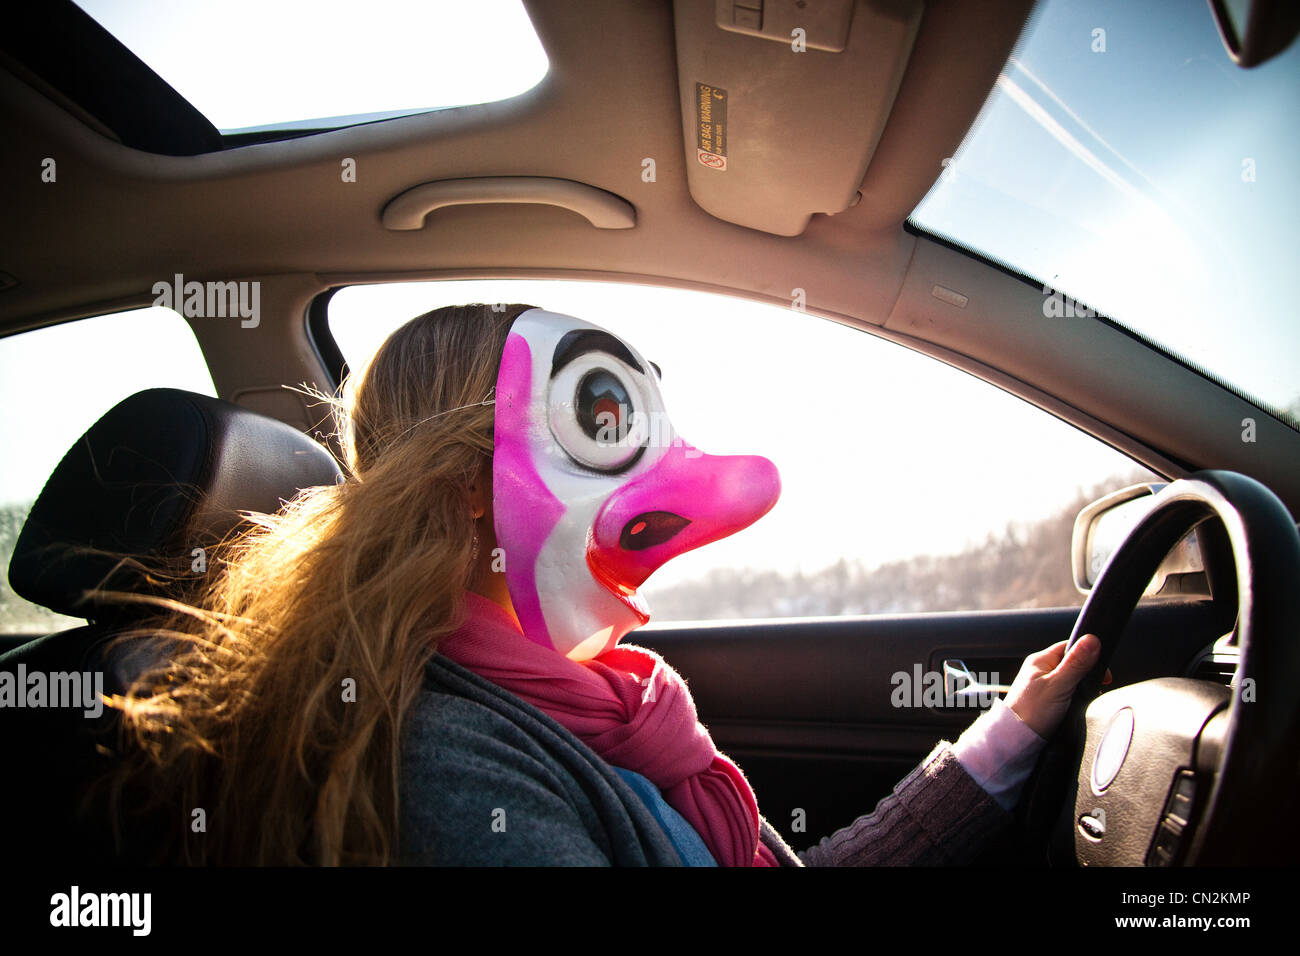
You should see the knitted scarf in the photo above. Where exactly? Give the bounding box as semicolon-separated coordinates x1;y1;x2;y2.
438;591;778;866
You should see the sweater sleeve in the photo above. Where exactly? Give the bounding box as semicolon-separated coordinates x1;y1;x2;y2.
796;740;1012;866
950;697;1046;811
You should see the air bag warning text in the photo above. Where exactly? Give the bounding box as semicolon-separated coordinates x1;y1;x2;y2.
696;83;727;170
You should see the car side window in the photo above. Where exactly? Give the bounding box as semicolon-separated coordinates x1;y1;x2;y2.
0;307;217;635
328;280;1160;622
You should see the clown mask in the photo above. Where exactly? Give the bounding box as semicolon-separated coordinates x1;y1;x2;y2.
491;308;780;661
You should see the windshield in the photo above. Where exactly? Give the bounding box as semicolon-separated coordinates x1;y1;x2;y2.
909;0;1299;428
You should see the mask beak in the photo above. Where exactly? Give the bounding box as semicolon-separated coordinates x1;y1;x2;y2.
586;442;780;596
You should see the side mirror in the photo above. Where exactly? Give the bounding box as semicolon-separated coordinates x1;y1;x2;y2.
1071;483;1210;597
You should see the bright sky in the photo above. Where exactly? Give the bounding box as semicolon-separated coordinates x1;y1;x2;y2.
0;309;217;503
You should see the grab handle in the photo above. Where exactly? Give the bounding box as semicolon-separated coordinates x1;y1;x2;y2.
381;176;637;230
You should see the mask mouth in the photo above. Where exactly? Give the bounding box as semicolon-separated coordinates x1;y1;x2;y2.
587;511;689;619
585;546;651;624
585;511;689;624
619;511;691;551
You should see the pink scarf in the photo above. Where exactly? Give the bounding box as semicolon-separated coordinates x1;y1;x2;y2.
438;591;778;866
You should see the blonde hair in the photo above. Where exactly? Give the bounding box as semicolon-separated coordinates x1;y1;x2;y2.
101;302;535;865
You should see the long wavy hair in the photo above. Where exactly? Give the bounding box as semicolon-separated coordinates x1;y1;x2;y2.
99;302;535;865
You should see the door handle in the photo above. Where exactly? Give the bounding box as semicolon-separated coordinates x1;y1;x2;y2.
942;659;1011;702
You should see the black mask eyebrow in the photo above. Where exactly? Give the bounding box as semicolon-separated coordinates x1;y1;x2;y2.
551;329;644;378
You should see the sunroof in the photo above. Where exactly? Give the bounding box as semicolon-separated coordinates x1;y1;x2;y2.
73;0;549;134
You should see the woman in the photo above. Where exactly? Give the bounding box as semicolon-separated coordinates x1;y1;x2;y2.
105;302;1101;866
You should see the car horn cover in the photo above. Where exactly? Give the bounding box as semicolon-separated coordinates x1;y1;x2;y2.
492;309;781;660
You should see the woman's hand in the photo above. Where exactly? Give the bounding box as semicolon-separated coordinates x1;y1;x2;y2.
1004;635;1110;739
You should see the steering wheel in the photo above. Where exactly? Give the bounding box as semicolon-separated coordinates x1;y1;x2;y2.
1014;470;1300;866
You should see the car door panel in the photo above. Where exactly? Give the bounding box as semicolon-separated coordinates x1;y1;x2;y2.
634;600;1232;850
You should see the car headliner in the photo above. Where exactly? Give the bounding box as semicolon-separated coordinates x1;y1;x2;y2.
1;0;1297;514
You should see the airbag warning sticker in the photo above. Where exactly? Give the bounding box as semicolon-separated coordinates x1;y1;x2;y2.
696;83;727;170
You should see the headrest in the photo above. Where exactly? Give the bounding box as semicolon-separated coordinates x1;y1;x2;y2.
8;387;343;620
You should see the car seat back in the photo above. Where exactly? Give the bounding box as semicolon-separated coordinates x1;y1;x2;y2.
0;387;342;862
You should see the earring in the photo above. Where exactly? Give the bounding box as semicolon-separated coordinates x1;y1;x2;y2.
471;527;480;562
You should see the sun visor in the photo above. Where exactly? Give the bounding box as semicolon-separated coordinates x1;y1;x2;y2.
674;0;922;236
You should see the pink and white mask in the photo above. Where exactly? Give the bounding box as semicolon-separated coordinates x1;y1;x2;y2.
492;309;781;660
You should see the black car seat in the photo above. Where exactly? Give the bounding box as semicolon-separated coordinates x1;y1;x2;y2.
0;387;342;862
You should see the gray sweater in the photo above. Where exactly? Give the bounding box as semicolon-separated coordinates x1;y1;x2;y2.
399;655;1011;866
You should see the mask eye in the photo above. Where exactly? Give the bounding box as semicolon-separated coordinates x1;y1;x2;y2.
577;370;631;443
549;357;650;473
